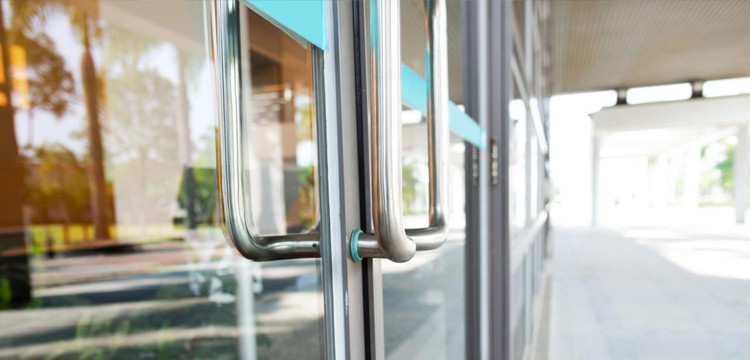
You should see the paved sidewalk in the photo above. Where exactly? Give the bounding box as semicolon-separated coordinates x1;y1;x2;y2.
549;226;750;360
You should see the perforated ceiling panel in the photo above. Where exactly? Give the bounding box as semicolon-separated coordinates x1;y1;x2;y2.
550;0;750;93
401;1;464;103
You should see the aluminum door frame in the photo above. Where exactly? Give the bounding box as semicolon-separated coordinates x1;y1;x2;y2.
464;0;491;359
317;1;368;359
487;1;513;360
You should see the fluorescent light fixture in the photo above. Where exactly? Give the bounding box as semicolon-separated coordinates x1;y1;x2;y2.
626;83;691;105
703;77;750;98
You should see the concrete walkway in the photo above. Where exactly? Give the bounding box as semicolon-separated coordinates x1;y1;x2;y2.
549;225;750;360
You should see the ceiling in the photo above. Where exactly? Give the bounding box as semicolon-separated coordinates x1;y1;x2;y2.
550;0;750;94
401;1;464;103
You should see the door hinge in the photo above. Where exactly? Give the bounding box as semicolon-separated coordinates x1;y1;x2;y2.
490;137;499;186
471;146;479;186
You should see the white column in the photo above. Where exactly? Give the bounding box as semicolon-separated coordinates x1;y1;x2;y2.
666;154;678;205
653;155;669;208
735;125;749;224
526;105;533;226
684;146;701;208
592;135;601;226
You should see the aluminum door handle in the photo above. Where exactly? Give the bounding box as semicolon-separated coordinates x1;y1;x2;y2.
351;0;450;262
211;0;320;261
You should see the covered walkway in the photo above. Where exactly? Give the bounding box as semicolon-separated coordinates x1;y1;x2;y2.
549;225;750;360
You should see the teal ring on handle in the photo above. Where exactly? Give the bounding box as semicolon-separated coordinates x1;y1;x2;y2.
350;228;363;262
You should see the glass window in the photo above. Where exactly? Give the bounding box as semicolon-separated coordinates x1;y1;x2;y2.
0;2;324;358
510;82;528;238
241;9;320;234
382;2;467;358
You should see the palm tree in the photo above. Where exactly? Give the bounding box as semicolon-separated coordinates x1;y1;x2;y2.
77;12;109;240
10;0;109;240
0;0;28;306
0;3;20;184
0;0;76;305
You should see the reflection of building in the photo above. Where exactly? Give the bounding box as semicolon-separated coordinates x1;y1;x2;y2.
244;9;318;234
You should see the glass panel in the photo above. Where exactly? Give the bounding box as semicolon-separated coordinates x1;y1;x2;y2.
510;260;526;360
530;131;539;220
510;82;527;238
241;9;320;235
382;2;467;359
0;1;323;359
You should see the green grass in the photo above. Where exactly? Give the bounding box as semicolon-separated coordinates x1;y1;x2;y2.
25;223;195;252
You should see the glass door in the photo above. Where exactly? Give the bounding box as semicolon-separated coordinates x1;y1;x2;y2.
345;0;486;358
0;1;330;358
381;1;470;358
0;0;489;358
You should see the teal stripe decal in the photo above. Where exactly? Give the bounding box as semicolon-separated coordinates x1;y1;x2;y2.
401;65;486;148
246;0;327;50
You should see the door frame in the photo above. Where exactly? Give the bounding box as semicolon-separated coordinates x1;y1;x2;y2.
333;1;494;359
487;1;513;360
317;1;368;359
318;0;505;359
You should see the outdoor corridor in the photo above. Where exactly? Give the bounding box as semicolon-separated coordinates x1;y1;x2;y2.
549;225;750;360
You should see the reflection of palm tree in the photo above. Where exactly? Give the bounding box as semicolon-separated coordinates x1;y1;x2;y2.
1;0;78;223
0;1;28;305
0;3;20;193
0;0;79;305
9;0;109;240
77;13;109;240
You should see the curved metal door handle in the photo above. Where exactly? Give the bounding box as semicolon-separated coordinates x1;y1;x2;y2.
211;0;320;261
352;0;450;262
